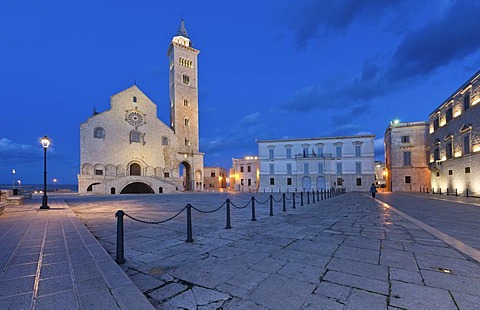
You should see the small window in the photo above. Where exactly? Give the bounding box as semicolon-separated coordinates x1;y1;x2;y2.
247;166;251;172
463;92;470;111
184;99;189;106
336;162;342;174
270;178;275;185
162;136;169;145
433;148;440;161
445;142;453;159
95;169;103;176
164;172;170;178
240;166;244;173
401;136;410;143
463;135;471;155
184;118;189;127
446;107;453;122
356;178;362;186
269;164;274;174
211;172;215;177
287;178;292;185
436;172;440;177
403;151;412;166
336;146;342;157
185;138;190;146
448;170;453;175
287;163;292;174
355;145;361;157
303;148;309;157
110;187;116;194
465;167;471;173
318;163;323;173
248;179;252;186
405;176;411;183
133;96;137;103
355;162;362;174
286;149;292;159
94;127;105;139
304;163;309;174
433;118;439;131
337;178;343;186
183;75;190;84
269;149;274;160
130;131;141;143
241;179;244;185
318;147;324;156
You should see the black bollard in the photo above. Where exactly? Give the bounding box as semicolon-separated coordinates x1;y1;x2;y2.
282;193;286;212
466;189;469;198
312;190;315;203
292;193;296;209
447;188;449;196
317;189;320;201
321;189;324;201
269;195;274;216
226;199;232;229
186;204;193;242
115;210;125;264
432;188;435;195
455;188;458;197
307;191;310;204
426;187;429;193
301;192;304;206
439;188;442;195
251;196;257;221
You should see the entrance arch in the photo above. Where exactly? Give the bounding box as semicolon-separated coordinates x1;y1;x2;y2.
120;182;154;194
316;176;326;190
302;177;311;191
179;161;192;191
86;182;100;192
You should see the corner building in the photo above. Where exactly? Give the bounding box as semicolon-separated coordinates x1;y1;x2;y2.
257;135;375;193
428;70;480;195
78;21;204;194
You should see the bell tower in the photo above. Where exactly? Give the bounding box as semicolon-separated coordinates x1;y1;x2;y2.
167;20;200;153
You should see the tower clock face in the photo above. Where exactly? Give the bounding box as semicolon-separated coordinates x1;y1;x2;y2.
126;111;145;127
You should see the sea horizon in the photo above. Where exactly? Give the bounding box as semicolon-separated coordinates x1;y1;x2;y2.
0;184;78;192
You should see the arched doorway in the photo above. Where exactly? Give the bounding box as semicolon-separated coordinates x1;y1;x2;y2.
302;177;311;191
87;182;100;192
316;176;326;190
120;182;154;194
130;163;141;176
179;161;192;191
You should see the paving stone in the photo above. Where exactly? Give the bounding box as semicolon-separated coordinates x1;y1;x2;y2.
0;275;35;298
326;257;388;281
389;267;423;284
301;294;345;309
0;292;33;309
450;291;480;310
277;261;325;284
79;290;120;310
250;273;316;309
40;261;70;278
422;269;480;296
323;270;389;295
192;286;230;307
35;289;79;310
3;262;38;279
345;289;386;309
76;276;109;296
226;268;269;290
314;281;351;302
379;248;418;271
38;274;74;296
130;272;165;293
149;283;189;302
389;280;456;309
415;252;480;278
112;283;155;309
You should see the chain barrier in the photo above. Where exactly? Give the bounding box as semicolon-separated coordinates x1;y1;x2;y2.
191;201;226;214
273;196;283;203
230;199;252;209
254;197;271;204
123;206;187;224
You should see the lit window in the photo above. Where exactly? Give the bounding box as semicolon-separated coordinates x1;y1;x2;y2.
94;127;105;139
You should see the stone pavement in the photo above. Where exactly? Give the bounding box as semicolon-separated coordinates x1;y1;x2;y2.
63;192;480;309
0;197;153;310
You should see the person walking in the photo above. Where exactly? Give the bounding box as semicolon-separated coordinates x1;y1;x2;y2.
370;183;377;199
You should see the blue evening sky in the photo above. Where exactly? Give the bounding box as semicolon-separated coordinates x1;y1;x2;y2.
1;0;480;185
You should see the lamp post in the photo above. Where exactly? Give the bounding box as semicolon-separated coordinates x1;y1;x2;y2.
53;178;57;191
17;180;21;191
12;169;15;190
40;136;51;209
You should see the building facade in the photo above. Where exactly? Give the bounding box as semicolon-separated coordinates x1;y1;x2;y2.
374;161;386;187
384;121;430;192
78;21;204;194
230;156;259;192
428;70;480;195
257;135;375;192
203;167;227;189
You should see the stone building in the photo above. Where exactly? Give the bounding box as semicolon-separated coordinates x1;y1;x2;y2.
428;70;480;195
257;135;375;192
374;161;386;187
230;156;259;192
203;167;227;189
384;121;430;192
78;20;204;194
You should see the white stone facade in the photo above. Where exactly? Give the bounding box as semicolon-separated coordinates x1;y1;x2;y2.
384;121;430;192
204;167;227;189
428;70;480;195
230;156;259;192
78;21;204;194
257;135;375;193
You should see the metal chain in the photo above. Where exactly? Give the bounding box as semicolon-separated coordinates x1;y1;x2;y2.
123;206;187;224
273;196;283;202
231;200;251;209
254;197;271;204
191;201;226;214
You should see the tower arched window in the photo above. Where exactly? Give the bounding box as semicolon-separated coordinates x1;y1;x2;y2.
133;96;137;103
130;130;141;143
162;136;169;145
184;118;190;127
184;99;189;106
185;138;190;146
94;127;105;139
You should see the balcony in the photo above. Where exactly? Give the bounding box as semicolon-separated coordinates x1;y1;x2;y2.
294;153;334;160
428;160;442;171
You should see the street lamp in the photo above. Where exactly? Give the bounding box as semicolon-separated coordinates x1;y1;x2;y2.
53;178;57;191
17;180;21;191
40;136;51;209
12;169;15;190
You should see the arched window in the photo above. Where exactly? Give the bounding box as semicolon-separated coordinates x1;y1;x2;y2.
130;163;141;176
185;138;190;146
133;96;137;103
94;127;105;139
162;136;169;145
130;130;141;143
184;118;189;127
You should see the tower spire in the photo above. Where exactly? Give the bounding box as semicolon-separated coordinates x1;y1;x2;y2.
177;19;189;39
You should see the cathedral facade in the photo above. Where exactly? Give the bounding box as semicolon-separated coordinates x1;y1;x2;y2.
78;21;204;194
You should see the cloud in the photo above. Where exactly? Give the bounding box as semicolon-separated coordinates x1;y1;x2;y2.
374;137;385;161
0;138;45;163
386;0;480;81
281;0;405;49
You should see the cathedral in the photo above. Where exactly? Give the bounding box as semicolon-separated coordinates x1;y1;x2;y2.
78;21;204;194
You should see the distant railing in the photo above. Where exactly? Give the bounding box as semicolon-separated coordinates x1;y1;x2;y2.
420;187;480;198
114;188;347;264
